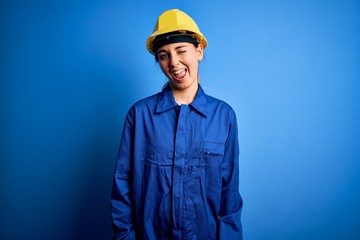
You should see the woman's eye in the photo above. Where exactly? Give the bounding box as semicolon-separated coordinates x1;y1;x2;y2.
178;50;186;54
158;54;168;60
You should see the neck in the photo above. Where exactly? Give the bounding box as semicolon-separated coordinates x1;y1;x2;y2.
170;83;198;105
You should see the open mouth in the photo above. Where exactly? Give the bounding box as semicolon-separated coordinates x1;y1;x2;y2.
172;69;187;81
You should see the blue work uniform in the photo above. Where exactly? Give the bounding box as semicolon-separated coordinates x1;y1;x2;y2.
111;84;243;240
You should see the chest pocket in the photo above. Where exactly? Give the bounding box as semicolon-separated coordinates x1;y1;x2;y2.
143;144;174;166
203;141;224;191
204;141;225;159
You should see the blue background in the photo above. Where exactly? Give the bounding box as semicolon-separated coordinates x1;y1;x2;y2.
1;0;360;239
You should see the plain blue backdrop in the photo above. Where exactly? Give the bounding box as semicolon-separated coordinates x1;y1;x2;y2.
1;0;360;239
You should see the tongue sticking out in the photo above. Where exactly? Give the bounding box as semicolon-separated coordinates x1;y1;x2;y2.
173;69;186;80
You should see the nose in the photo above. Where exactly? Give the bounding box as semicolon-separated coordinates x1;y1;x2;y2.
169;54;179;67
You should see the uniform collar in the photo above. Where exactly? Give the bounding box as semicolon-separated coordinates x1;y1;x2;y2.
155;84;178;113
155;83;208;117
190;85;208;117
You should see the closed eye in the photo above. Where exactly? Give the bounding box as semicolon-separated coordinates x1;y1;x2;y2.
175;45;188;53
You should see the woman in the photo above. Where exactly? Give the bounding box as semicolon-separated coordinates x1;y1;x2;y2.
111;9;243;240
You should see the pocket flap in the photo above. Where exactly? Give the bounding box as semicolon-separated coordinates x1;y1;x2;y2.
204;142;225;156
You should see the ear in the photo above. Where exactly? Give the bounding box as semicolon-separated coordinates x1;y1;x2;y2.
196;44;204;62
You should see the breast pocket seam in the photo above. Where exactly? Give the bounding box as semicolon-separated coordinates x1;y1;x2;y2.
203;141;225;157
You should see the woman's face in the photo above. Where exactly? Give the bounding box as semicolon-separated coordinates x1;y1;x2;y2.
157;42;204;92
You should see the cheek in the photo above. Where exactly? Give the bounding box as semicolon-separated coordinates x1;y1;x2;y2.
159;62;167;72
188;59;199;71
159;63;172;77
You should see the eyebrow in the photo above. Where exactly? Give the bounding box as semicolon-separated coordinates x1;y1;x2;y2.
175;45;187;50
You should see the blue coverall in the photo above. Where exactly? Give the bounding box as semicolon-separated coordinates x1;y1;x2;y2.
111;84;243;239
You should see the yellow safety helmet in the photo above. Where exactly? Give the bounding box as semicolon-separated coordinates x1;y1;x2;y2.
146;9;207;55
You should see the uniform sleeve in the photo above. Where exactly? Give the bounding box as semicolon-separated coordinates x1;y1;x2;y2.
219;110;243;240
111;108;136;240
